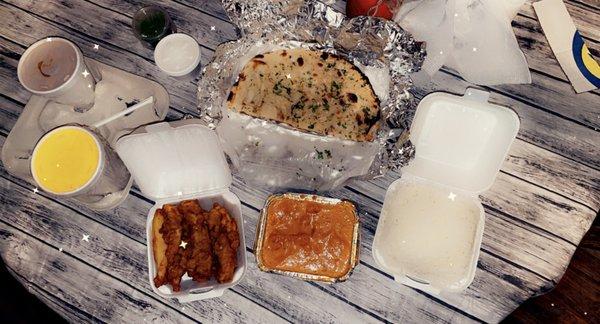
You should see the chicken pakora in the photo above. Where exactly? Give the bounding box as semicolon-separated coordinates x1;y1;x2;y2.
152;200;240;291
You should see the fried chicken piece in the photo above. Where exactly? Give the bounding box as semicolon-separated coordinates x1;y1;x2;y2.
152;208;168;288
207;203;240;283
178;199;204;215
160;204;186;292
179;200;214;282
213;233;238;283
207;204;240;249
154;200;240;289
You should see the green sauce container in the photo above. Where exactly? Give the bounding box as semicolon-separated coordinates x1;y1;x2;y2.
132;6;176;48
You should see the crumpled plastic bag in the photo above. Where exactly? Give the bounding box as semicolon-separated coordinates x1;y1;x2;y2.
395;0;532;85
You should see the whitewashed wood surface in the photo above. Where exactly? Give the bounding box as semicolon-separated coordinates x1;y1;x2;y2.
0;0;598;323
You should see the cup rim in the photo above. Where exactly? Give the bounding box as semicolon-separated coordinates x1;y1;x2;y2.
154;33;201;77
31;125;104;196
132;5;170;39
17;37;83;95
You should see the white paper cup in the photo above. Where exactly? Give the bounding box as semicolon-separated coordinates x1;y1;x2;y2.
18;37;96;110
31;125;103;196
31;125;130;203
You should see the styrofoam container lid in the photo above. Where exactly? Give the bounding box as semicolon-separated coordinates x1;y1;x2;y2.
373;88;519;294
115;120;232;200
404;88;520;193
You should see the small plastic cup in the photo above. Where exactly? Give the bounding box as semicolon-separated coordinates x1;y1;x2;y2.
154;33;201;78
132;6;176;49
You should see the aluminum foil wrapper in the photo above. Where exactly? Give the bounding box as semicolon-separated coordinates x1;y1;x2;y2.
198;0;425;191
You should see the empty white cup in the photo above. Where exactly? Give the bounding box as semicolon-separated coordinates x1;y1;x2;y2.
18;37;96;110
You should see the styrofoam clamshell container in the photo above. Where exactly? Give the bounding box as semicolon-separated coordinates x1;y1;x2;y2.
372;88;519;295
115;120;246;302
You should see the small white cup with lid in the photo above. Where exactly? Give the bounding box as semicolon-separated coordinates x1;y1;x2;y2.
154;33;201;78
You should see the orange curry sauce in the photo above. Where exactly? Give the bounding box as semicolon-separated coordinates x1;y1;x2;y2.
260;195;358;278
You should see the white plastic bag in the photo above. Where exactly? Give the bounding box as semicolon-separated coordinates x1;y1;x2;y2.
395;0;532;85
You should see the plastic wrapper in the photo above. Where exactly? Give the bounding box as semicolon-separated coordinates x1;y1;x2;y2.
198;0;425;191
395;0;531;86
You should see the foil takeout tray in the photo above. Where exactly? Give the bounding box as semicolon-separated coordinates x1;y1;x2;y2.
254;192;360;283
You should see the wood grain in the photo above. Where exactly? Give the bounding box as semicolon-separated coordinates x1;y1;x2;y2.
506;217;600;323
0;226;195;323
0;40;592;324
0;136;477;323
230;177;567;323
0;170;288;323
1;0;598;170
0;88;479;321
411;71;600;171
6;266;103;323
521;1;600;43
0;0;598;323
0;165;381;323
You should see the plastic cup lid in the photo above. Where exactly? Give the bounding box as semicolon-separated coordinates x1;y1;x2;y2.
154;33;201;77
115;120;232;200
404;88;520;193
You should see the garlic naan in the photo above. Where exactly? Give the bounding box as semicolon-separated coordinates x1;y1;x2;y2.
227;48;380;142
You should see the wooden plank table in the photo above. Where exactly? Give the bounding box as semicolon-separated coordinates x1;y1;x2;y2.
0;0;598;322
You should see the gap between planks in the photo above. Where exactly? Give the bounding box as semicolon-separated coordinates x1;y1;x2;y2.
0;36;592;253
0;1;596;322
0;160;477;323
0;178;322;324
0;86;593;251
5;266;105;323
2;43;595;216
2;0;596;138
17;0;600;127
0;128;548;322
0;127;475;323
0;112;580;322
0;17;597;178
0;221;198;323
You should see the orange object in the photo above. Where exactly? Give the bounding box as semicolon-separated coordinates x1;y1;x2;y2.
259;194;358;279
346;0;401;20
31;126;101;195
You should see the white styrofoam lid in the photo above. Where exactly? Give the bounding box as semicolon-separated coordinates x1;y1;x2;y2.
404;88;520;193
115;120;232;200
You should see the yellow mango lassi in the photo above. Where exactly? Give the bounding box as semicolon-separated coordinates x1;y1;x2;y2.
32;126;101;194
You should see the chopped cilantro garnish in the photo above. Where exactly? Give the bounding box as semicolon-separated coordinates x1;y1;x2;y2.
362;106;370;117
330;80;341;97
331;80;340;90
291;101;305;111
273;81;283;95
315;149;324;159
